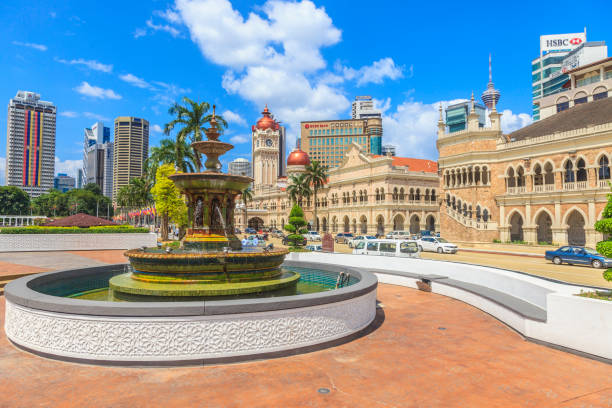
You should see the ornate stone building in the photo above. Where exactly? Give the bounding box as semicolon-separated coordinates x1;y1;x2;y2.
236;107;440;235
438;93;612;247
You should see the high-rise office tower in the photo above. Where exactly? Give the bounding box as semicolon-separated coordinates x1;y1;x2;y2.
54;173;75;193
6;91;56;197
382;144;396;157
351;96;382;119
112;117;149;201
83;121;113;198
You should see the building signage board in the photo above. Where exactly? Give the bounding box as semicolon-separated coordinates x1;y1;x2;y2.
540;32;586;54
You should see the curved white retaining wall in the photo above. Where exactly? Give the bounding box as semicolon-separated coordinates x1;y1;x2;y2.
5;291;376;363
287;252;612;361
0;233;157;252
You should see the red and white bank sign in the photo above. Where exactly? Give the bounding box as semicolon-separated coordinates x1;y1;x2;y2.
540;32;586;54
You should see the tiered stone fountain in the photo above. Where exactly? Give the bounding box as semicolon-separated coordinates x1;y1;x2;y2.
111;107;296;299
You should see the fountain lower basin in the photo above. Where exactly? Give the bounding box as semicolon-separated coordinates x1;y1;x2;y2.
3;261;378;365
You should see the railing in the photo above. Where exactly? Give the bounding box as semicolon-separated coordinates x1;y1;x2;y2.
564;182;576;191
445;207;497;230
576;181;587;189
534;185;544;192
600;179;611;188
545;184;555;192
506;186;525;194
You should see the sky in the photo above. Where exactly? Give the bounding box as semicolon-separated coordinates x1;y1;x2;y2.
0;0;610;185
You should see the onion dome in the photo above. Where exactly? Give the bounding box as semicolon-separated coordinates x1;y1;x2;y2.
481;54;501;109
255;105;278;130
287;148;310;166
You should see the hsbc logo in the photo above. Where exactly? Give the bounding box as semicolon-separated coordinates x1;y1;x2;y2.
546;37;582;48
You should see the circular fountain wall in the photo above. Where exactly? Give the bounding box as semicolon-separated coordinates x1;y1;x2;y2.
3;261;377;365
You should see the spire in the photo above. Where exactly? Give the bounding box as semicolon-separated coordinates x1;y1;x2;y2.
470;91;475;112
438;103;443;122
481;54;501;109
489;53;492;83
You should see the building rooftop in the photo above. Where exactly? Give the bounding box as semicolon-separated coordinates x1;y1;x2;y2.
372;155;438;173
508;96;612;141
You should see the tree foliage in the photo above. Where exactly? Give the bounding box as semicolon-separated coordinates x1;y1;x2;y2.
0;186;31;215
164;97;227;171
286;173;312;206
283;204;308;247
115;177;151;208
595;187;612;281
150;164;188;240
304;160;328;231
32;187;113;218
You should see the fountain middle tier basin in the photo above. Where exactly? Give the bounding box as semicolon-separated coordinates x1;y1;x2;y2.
118;247;294;297
168;172;252;193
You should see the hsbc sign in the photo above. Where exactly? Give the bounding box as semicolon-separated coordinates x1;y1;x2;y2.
540;32;586;54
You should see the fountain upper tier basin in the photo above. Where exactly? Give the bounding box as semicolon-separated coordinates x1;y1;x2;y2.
168;172;252;193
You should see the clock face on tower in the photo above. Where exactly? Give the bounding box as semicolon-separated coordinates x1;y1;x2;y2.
265;139;273;147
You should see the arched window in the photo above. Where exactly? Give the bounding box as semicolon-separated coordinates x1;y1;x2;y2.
462;203;467;216
431;189;436;202
392;187;399;201
482;166;489;185
415;188;421;201
507;168;516;188
483;208;489;222
352;191;357;203
468;204;472;218
576;158;587;182
474;166;481;184
399;187;405;201
533;164;543;186
409;188;415;201
424;189;430;202
564;160;575;183
599;156;610;180
476;205;482;221
544;162;554;185
516;166;525;187
380;188;384;201
446;194;450;206
375;188;380;201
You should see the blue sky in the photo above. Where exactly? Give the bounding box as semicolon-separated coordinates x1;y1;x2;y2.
1;0;610;183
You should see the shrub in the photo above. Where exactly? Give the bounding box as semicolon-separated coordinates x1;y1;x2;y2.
492;239;501;243
0;226;149;234
596;241;612;258
283;204;308;248
603;269;612;282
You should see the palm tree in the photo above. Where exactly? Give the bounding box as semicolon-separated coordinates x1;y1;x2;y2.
164;97;228;171
146;138;196;183
305;161;328;232
287;174;312;207
240;186;253;231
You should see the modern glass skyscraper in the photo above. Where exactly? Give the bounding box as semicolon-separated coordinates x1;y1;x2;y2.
445;100;485;133
6;91;56;197
83;121;113;198
112;117;149;201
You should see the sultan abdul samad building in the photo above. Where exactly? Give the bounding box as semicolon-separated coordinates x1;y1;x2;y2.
439;57;612;247
237;106;439;235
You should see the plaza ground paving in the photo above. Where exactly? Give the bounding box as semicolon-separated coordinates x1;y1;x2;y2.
1;280;612;407
0;249;611;406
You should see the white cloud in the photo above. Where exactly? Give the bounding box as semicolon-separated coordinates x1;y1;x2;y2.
146;19;181;37
176;0;401;147
154;9;182;24
151;124;163;133
342;58;404;86
0;157;5;185
12;41;47;51
119;73;151;89
74;82;121;100
54;157;82;179
222;110;246;126
134;28;147;39
60;111;79;118
83;112;110;122
230;135;249;144
55;58;113;73
500;109;533;133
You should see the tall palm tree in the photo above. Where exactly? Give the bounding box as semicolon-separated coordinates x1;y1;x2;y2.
287;173;312;207
146;138;196;182
240;186;253;231
305;161;328;232
164;97;228;171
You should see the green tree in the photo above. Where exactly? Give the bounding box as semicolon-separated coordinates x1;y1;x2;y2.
151;163;188;240
147;138;196;184
240;186;253;231
164;97;228;171
283;204;308;248
595;184;612;281
286;173;312;207
83;183;102;196
0;186;30;215
304;161;328;231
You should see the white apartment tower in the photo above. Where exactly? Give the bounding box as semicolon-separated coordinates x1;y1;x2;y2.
6;91;56;197
351;96;382;119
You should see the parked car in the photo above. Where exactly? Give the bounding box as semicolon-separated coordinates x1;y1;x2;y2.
385;231;413;240
417;236;458;254
353;239;420;258
545;246;612;268
303;231;322;241
234;228;242;234
271;229;284;238
245;227;257;234
348;235;376;248
305;244;323;252
335;232;354;244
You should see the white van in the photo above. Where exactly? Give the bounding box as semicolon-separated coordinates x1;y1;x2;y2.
352;239;420;258
385;231;414;240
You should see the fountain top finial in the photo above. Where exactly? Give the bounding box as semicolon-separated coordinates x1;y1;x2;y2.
205;105;220;141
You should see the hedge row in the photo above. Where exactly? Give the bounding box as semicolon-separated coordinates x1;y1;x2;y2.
0;226;150;234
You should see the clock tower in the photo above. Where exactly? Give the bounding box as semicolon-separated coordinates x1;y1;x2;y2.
252;105;282;192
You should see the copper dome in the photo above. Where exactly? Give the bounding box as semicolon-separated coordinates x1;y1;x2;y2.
287;148;310;166
255;105;278;130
